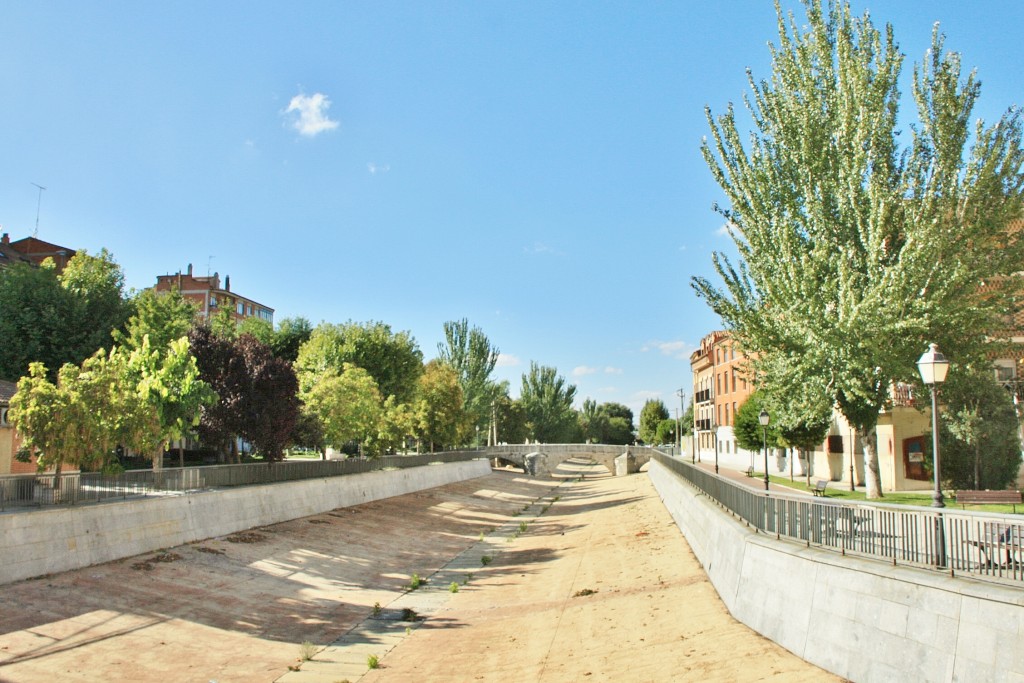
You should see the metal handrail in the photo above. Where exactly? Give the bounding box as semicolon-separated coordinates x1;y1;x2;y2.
653;452;1024;585
0;451;485;512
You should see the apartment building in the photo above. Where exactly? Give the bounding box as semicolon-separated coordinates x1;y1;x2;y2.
154;264;273;325
690;330;756;467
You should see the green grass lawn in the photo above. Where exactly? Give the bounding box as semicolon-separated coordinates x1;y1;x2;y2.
757;472;1021;515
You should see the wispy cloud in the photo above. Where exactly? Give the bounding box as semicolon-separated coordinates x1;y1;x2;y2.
604;366;623;375
633;390;662;401
716;222;738;238
572;366;598;377
524;242;557;255
284;92;340;137
496;353;521;368
641;340;693;360
368;162;390;174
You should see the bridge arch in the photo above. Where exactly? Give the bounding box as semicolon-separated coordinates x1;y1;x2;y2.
480;444;656;477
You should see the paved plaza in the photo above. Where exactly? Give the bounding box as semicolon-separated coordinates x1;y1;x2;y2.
0;462;835;682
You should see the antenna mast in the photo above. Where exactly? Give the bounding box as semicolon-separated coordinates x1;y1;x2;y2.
30;183;46;238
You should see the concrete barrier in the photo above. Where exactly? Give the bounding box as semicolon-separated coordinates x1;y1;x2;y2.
0;459;492;586
648;459;1024;683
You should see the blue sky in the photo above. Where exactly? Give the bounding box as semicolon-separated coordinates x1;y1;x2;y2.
1;1;1021;419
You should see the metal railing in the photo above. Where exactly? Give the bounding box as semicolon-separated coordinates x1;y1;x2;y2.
653;452;1024;585
0;451;484;512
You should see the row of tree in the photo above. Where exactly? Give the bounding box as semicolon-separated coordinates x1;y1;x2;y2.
3;256;681;477
693;0;1024;494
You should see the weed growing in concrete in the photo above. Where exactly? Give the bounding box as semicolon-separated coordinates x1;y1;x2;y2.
367;654;380;669
481;555;492;566
519;521;528;533
464;573;473;583
401;607;420;621
449;582;459;593
408;573;421;590
405;626;411;635
478;531;484;541
372;602;382;616
299;641;317;661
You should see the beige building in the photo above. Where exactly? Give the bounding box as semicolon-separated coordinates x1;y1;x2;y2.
690;331;756;466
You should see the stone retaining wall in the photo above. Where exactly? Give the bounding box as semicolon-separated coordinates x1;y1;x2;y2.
648;459;1024;683
0;459;492;586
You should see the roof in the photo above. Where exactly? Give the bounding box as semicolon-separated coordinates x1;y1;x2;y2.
0;242;33;269
0;379;17;404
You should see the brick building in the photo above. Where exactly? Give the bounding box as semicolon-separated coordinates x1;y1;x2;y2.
0;233;34;270
3;235;76;272
154;264;273;325
690;331;756;466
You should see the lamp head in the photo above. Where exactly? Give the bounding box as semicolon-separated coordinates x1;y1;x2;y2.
758;408;770;427
917;343;950;385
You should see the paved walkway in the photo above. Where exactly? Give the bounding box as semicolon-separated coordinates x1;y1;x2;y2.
0;463;836;682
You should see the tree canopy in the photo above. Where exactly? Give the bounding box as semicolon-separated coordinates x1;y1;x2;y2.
295;321;423;403
437;318;499;443
520;363;578;443
693;0;1024;497
639;399;670;445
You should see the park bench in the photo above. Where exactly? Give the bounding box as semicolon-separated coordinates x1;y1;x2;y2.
812;479;829;497
745;466;755;478
963;523;1023;569
954;490;1021;513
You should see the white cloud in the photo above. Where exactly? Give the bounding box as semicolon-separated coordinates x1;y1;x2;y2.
368;162;390;174
716;222;738;238
284;92;340;137
642;340;693;360
496;353;521;368
604;366;623;375
633;390;663;401
524;242;556;255
572;366;598;377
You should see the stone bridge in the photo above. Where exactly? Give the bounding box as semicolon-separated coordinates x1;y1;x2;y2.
479;444;656;478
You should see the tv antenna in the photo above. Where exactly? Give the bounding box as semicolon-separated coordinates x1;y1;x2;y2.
30;183;46;237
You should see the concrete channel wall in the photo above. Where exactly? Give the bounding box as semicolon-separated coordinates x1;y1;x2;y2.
0;459;492;586
648;459;1024;683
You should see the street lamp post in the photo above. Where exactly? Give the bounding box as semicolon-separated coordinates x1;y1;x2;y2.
712;416;719;474
759;408;770;492
917;342;950;568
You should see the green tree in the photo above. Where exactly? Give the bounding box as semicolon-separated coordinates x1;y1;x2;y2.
59;249;134;354
9;353;123;488
520;363;577;443
936;369;1022;490
655;418;678;446
494;391;529;445
601;402;635;445
271;316;313;363
115;337;216;471
693;0;1024;498
415;360;466;452
300;364;383;455
236;317;275;347
0;250;132;382
578;398;609;444
0;263;77;381
734;391;781;457
437;319;500;444
114;287;197;353
295;321;423;403
639;399;670;445
376;396;416;455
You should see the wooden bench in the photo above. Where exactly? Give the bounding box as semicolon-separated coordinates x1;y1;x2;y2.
745;466;755;478
955;490;1021;513
963;523;1023;569
812;479;829;497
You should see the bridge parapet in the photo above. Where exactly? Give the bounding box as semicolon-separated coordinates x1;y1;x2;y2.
480;444;656;477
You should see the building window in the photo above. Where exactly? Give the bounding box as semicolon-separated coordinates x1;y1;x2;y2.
0;407;7;426
247;304;253;315
236;302;244;315
209;295;218;307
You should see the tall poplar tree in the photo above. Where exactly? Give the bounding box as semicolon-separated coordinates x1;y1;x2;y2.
437;319;500;444
694;0;1024;497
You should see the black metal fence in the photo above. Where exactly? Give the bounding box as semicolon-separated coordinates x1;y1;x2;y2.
0;451;485;511
654;452;1024;585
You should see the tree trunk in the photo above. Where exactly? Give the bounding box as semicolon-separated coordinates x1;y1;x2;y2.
860;427;883;498
974;443;981;490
